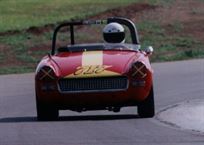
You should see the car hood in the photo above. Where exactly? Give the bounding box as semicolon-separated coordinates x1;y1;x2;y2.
52;50;145;78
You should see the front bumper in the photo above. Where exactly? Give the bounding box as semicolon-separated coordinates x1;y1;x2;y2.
36;77;152;110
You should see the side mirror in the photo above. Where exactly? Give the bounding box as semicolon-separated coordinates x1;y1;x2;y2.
144;46;154;55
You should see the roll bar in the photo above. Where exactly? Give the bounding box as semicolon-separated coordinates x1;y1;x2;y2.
51;17;139;55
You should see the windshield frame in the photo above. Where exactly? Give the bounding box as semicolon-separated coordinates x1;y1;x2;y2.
57;43;141;53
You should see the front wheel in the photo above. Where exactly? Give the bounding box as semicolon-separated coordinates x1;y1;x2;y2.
138;86;155;118
36;100;59;121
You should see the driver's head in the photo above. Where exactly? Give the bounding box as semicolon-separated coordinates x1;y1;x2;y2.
103;22;125;43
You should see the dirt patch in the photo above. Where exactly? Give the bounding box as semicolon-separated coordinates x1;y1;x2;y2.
30;42;50;52
0;44;24;67
136;0;204;42
26;24;54;35
90;3;157;20
182;20;204;41
0;44;11;61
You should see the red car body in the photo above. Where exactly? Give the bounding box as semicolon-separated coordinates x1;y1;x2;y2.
35;17;155;120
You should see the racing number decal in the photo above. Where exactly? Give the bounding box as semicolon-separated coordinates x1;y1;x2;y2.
65;51;121;78
74;65;111;76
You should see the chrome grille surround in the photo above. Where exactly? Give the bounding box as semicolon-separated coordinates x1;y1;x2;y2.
58;76;128;93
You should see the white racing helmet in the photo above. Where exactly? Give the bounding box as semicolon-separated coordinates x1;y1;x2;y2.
103;22;125;43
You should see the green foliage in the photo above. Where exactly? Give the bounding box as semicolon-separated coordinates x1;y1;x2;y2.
16;54;37;63
0;54;4;62
150;36;204;62
158;0;175;5
0;33;47;64
0;0;137;32
173;37;198;48
171;21;184;33
0;66;34;74
138;21;165;35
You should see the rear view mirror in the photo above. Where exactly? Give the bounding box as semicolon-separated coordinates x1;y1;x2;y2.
144;46;154;55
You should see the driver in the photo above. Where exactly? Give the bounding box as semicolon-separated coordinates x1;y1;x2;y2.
103;22;125;43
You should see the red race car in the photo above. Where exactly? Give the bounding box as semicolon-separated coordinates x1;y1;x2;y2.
35;17;155;120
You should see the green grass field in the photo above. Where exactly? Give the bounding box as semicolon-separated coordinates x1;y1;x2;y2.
0;0;143;32
0;0;173;32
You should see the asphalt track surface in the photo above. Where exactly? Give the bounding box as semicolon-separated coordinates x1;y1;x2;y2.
0;59;204;145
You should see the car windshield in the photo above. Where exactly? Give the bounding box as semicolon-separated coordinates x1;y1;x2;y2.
58;43;140;53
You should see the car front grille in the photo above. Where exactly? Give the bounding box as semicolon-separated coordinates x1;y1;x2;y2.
58;76;128;93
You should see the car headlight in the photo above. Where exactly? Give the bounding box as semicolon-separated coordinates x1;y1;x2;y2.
131;61;147;79
37;66;56;81
37;66;57;91
129;61;147;87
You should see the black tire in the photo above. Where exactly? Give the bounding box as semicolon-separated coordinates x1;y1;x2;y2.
138;86;155;118
36;100;59;121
